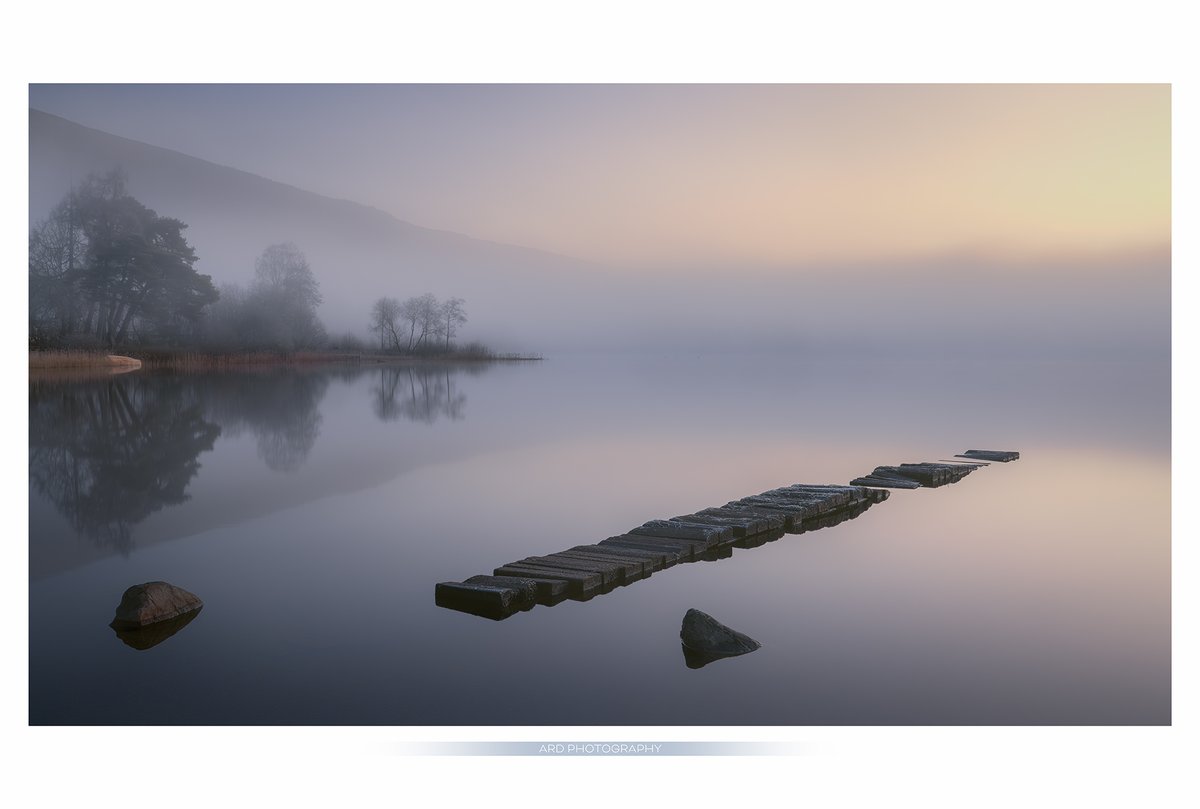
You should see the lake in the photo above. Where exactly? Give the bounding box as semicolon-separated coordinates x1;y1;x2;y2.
28;354;1170;724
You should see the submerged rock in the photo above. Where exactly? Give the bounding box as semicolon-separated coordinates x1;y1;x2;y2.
679;608;761;668
110;581;203;629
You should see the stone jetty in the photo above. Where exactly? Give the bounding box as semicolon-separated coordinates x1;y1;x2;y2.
435;449;1019;620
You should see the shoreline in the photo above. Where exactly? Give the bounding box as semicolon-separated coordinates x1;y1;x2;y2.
28;348;543;378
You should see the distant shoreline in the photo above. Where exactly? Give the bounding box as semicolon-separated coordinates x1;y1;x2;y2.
28;348;543;378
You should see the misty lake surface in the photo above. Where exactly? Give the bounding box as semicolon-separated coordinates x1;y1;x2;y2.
28;354;1170;725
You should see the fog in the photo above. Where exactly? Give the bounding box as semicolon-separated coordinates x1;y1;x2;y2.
28;104;1169;360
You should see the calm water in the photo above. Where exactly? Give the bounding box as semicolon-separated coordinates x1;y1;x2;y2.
28;355;1170;724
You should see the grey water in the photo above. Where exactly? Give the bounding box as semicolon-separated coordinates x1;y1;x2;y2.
28;354;1170;724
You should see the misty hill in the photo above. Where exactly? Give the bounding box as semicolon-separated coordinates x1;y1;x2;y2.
29;108;593;349
29;109;1169;359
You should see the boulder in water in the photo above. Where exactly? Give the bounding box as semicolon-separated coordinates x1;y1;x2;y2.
110;581;203;629
680;608;761;668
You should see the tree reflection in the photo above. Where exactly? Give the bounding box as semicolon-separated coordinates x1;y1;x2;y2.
204;371;328;472
29;369;333;553
29;376;221;554
28;362;488;556
370;365;468;424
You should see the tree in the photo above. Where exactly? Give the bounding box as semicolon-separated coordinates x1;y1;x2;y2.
254;243;321;310
439;297;467;350
369;296;403;351
398;293;445;352
395;293;436;351
248;243;326;350
367;293;467;354
28;169;218;347
28;192;87;345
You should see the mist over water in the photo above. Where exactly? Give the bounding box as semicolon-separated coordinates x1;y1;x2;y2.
28;355;1169;724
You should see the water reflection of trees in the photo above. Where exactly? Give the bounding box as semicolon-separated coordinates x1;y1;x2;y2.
29;363;484;553
370;365;472;424
202;372;329;472
29;377;221;554
28;370;332;552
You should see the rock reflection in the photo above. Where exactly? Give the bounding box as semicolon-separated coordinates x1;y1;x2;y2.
110;607;203;650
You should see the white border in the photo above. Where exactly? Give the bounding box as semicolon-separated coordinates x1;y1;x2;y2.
1;1;1193;805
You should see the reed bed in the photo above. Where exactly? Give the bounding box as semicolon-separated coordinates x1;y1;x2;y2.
30;347;542;375
29;350;140;369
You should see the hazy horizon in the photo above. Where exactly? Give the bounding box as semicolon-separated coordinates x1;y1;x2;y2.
26;86;1171;358
28;85;1169;266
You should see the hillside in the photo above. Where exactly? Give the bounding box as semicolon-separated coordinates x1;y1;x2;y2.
29;109;589;346
28;109;1169;360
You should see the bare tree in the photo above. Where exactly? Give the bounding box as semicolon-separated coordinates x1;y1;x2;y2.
413;293;442;351
371;293;466;354
369;296;403;351
396;293;441;351
398;296;421;351
439;297;467;350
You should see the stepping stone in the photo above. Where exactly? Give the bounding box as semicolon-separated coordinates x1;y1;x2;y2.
463;575;540;604
670;514;756;538
492;564;603;598
957;449;1020;462
520;555;624;587
569;544;665;573
691;509;785;534
597;535;691;561
850;475;922;489
715;502;804;530
552;551;647;583
601;534;702;561
435;576;540;619
630;520;732;545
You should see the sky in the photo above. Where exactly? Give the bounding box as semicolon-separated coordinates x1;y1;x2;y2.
28;84;1170;269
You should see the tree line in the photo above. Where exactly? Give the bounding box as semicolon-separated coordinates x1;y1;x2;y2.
29;169;481;357
368;294;467;354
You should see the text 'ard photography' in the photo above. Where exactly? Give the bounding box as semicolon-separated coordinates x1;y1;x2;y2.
25;84;1168;731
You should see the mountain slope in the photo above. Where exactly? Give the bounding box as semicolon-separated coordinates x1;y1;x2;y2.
29;109;589;345
28;109;1169;359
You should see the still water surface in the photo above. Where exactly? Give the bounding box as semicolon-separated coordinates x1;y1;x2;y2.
28;355;1170;724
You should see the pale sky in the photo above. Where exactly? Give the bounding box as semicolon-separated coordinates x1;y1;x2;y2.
29;84;1169;268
